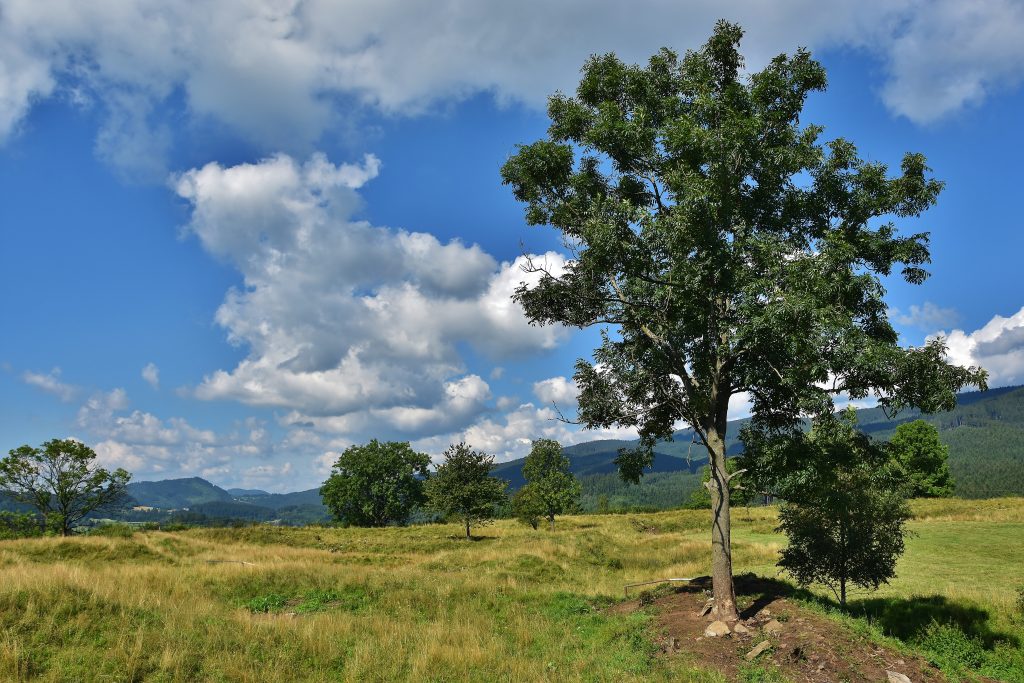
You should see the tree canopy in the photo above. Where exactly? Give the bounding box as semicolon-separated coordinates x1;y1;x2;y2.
501;20;986;619
521;439;581;529
424;443;508;539
320;440;431;527
887;420;955;497
0;439;131;536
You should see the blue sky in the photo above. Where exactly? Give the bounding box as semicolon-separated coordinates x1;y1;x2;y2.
1;1;1023;491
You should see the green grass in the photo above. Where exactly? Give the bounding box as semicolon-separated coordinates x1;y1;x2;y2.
0;499;1020;681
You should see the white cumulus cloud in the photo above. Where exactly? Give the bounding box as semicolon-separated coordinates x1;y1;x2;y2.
933;306;1024;387
141;362;160;389
3;1;1024;171
21;367;78;402
175;152;568;439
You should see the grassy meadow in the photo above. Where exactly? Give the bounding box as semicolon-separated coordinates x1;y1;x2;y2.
0;499;1022;682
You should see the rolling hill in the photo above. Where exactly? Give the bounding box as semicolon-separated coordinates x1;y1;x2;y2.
5;386;1021;522
493;384;1024;508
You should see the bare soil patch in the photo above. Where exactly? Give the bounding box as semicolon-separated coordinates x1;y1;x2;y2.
626;575;949;682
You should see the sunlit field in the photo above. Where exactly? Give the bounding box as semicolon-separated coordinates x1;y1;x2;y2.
1;499;1021;682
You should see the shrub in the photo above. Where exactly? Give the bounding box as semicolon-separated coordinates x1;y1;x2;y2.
0;511;41;539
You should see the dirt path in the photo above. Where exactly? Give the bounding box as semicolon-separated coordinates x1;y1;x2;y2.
626;575;949;682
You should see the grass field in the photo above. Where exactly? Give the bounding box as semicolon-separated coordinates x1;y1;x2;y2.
0;499;1022;682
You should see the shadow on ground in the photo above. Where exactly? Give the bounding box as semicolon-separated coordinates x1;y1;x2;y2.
722;573;1018;651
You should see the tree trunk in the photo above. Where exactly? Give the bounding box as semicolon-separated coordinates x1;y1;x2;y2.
840;579;847;609
465;519;471;540
707;425;739;621
549;515;555;532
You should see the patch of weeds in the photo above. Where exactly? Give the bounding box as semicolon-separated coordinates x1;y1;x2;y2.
738;662;789;683
576;534;625;570
245;594;288;613
1016;585;1024;617
297;586;371;613
12;539;162;563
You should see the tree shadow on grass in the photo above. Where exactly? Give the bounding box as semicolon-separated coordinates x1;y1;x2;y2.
444;535;497;542
847;595;1018;650
727;573;1018;651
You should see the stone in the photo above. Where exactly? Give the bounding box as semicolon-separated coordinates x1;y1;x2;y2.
745;640;773;661
763;619;784;635
697;600;714;617
733;623;750;635
886;672;912;683
704;620;731;638
758;607;771;617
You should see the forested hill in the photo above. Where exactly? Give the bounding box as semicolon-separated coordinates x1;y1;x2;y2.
494;385;1024;506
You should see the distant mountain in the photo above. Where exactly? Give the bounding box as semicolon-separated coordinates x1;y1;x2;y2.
233;488;323;510
227;488;269;497
127;477;234;509
73;385;1024;522
495;385;1024;505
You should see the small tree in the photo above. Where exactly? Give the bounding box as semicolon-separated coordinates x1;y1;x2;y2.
746;412;910;608
511;484;544;529
320;440;431;527
887;420;954;497
424;443;507;539
0;439;131;536
521;439;581;530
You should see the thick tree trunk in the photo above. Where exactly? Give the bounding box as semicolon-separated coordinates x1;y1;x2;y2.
707;425;739;621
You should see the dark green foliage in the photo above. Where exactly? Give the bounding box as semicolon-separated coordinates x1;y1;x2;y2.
511;484;544;529
888;420;954;497
759;413;911;607
684;458;753;509
0;511;41;539
424;443;508;539
0;439;131;536
320;440;431;527
501;19;985;477
521;439;582;529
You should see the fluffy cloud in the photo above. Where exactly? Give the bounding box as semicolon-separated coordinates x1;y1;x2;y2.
176;152;567;438
76;388;315;488
934;306;1024;386
879;0;1024;123
3;0;1024;170
141;362;160;389
890;302;959;330
21;367;77;402
414;401;639;464
533;376;579;406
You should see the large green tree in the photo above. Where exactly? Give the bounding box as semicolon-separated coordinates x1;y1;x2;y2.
0;439;131;536
887;419;954;497
320;440;431;527
521;439;581;530
500;21;986;619
424;443;507;539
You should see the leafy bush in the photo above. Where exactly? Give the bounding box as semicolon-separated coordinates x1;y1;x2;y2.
0;511;41;540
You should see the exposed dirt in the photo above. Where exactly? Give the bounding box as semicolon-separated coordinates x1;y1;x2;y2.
619;575;949;682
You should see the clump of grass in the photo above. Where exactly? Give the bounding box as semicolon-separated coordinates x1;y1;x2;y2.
88;523;135;538
738;662;789;683
245;593;288;613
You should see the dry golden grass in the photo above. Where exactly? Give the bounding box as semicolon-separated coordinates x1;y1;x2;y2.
0;504;1019;682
